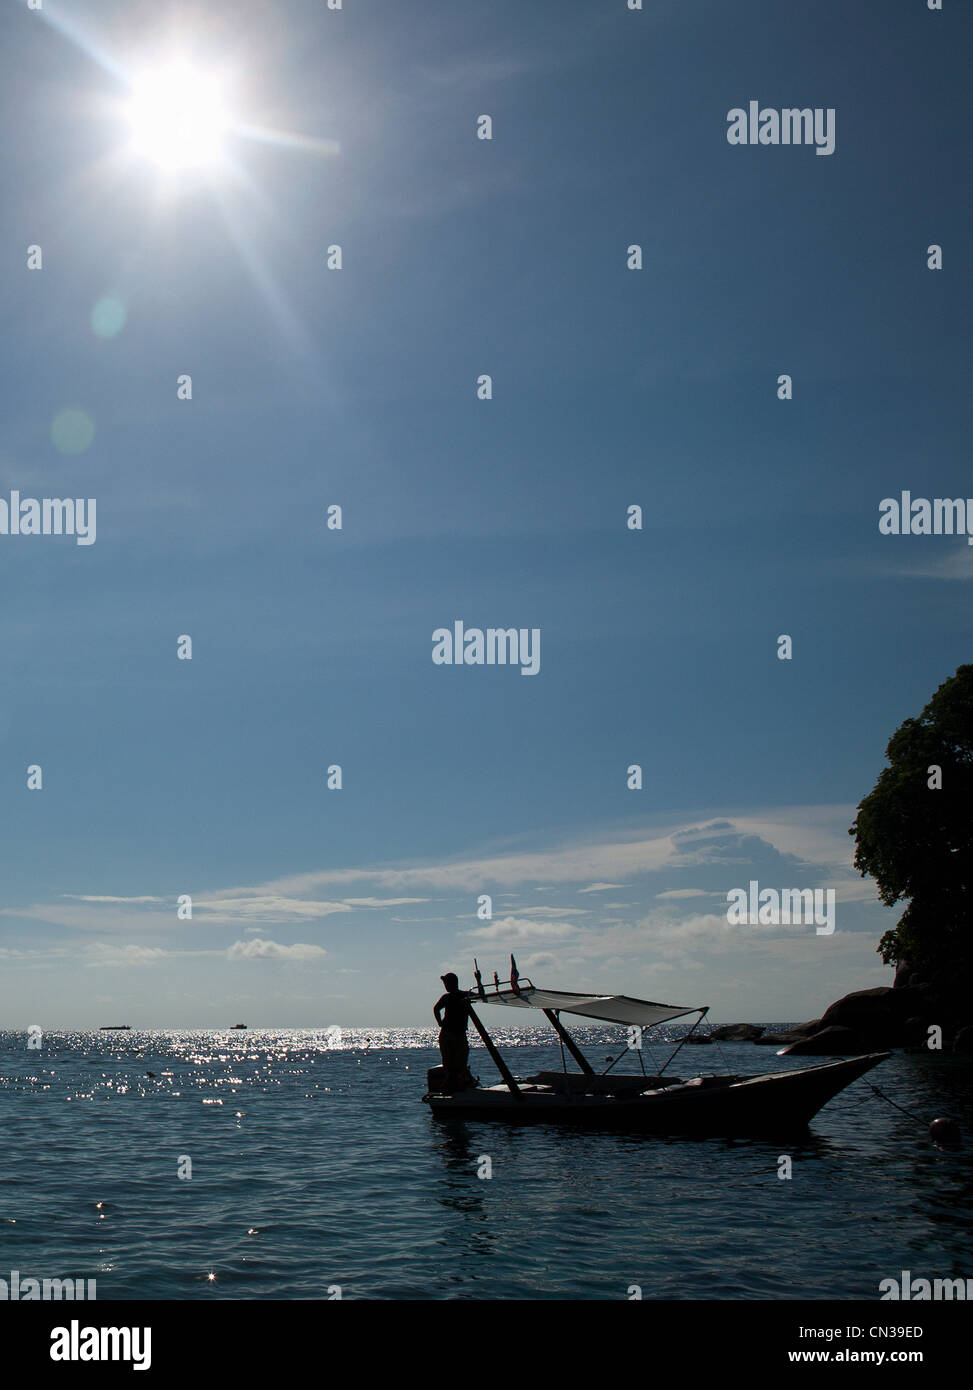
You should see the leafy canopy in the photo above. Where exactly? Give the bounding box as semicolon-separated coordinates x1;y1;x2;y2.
850;664;973;980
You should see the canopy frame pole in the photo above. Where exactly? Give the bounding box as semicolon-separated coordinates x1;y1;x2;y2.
543;1008;595;1077
658;1007;709;1076
600;1048;626;1076
467;1004;524;1100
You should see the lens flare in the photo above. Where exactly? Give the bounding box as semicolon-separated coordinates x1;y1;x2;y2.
126;62;229;171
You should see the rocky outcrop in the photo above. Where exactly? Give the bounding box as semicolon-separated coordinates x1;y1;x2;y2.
894;959;921;989
774;984;942;1053
779;1026;869;1056
703;975;970;1053
815;985;932;1047
753;1020;822;1045
709;1023;765;1042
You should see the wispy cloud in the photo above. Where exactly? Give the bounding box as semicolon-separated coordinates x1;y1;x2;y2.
416;52;538;88
227;939;327;963
880;547;973;581
221;827;681;896
85;943;167;968
464;917;579;943
340;897;430;908
65;895;166;904
3;805;868;942
508;906;590;918
195;896;352;923
0;902;175;933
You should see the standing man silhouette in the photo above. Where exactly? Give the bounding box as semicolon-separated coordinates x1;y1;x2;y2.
434;972;472;1090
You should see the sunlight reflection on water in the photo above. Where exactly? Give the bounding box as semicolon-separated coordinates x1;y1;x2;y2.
1;1029;970;1299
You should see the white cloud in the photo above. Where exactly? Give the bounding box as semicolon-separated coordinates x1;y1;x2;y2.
821;877;883;904
417;53;537;88
85;944;167;968
340;897;429;908
196;896;351;923
520;952;557;971
223;829;680;897
465;916;579;943
0;806;877;986
65;895;166;904
227;938;327;963
231;807;849;899
0;902;175;933
881;547;973;581
509;906;589;917
0;945;74;961
730;807;860;872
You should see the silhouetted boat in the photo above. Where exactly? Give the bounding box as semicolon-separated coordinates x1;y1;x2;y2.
423;958;890;1137
230;1023;247;1029
100;1025;131;1031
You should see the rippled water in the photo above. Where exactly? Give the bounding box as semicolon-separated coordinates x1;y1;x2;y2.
1;1027;970;1299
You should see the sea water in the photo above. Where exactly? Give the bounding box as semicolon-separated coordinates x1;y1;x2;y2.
1;1028;970;1300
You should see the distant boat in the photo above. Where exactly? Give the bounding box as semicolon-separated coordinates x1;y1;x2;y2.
100;1025;131;1031
230;1023;247;1029
423;958;889;1136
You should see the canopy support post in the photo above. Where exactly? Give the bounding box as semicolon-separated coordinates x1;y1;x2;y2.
467;1004;524;1099
659;1007;709;1076
543;1008;595;1077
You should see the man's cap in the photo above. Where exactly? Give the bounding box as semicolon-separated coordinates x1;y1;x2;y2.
441;971;459;986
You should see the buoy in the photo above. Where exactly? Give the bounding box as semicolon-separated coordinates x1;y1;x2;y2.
929;1117;961;1146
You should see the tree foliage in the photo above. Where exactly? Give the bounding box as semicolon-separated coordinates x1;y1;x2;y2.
850;664;973;986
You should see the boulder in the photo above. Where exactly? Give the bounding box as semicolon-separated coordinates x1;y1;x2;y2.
783;979;968;1053
819;986;894;1028
817;985;936;1047
682;1034;714;1044
708;1023;765;1042
822;984;928;1028
779;1026;870;1056
894;959;919;989
902;1016;931;1048
754;1020;822;1044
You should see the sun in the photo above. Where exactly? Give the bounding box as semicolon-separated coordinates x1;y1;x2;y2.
125;61;230;172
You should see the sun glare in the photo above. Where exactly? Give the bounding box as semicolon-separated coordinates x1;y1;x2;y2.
126;61;229;172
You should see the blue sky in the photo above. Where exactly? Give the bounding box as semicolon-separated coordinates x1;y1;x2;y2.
1;0;970;1027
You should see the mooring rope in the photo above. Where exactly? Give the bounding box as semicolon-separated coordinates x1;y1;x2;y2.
865;1081;929;1129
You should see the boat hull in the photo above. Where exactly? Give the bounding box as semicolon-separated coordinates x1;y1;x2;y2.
423;1053;890;1136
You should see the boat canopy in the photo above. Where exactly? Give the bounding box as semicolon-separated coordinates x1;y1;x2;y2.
478;986;702;1028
